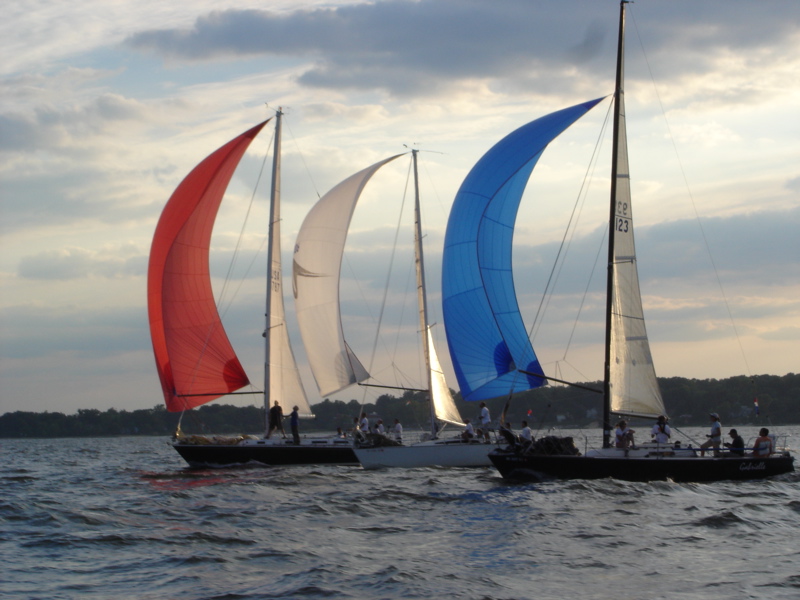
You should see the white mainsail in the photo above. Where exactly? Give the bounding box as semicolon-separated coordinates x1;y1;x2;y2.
292;155;403;397
266;111;313;417
427;327;464;427
607;23;665;419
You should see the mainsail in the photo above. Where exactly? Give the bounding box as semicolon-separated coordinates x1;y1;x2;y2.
265;112;313;418
148;122;266;411
427;327;463;426
441;99;603;402
606;13;664;419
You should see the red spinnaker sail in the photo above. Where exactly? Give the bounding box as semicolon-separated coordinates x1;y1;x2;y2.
148;121;269;412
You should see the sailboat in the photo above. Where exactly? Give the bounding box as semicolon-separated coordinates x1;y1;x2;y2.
148;110;357;467
443;1;794;483
293;150;497;469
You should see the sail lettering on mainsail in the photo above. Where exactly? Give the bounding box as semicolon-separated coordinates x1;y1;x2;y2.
606;7;665;419
441;99;603;402
147;122;268;412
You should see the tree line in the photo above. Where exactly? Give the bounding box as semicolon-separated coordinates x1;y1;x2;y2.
1;373;796;438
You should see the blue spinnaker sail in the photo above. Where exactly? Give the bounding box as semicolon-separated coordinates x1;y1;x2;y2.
442;98;603;401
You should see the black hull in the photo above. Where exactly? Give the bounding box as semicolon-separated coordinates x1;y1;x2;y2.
489;450;795;483
173;441;358;468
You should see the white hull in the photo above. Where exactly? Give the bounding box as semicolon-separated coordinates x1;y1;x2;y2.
354;438;497;469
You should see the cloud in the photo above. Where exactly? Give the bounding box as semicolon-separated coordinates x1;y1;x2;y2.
125;0;800;100
17;246;146;280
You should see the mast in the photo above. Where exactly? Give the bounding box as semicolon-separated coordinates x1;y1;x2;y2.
264;108;282;432
603;1;627;448
411;150;437;437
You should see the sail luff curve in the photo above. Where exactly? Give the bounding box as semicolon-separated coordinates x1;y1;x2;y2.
442;99;603;402
608;38;665;419
292;154;404;397
148;121;268;412
266;112;313;418
427;327;464;426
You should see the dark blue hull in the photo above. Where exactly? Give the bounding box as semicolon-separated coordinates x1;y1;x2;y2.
489;450;795;483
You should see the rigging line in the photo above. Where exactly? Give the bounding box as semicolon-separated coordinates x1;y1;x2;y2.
283;114;322;200
217;126;275;317
389;159;415;383
341;153;410;409
629;9;752;377
363;154;411;381
188;126;274;405
529;98;613;342
562;223;608;360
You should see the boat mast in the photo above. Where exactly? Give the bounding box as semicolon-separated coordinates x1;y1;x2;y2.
603;2;627;448
264;108;282;432
411;150;437;437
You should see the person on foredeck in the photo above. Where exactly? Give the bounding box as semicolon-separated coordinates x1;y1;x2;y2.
651;415;671;445
266;401;285;439
614;420;635;449
393;418;403;443
724;429;745;456
700;413;722;457
289;406;300;445
752;428;774;457
479;402;492;442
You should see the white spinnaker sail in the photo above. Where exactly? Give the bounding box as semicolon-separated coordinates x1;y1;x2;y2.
427;328;464;427
267;113;313;417
292;155;403;397
608;59;665;419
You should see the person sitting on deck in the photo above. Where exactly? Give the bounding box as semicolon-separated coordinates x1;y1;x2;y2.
462;419;475;441
614;420;635;449
752;427;774;457
724;429;745;456
651;415;671;445
498;422;517;447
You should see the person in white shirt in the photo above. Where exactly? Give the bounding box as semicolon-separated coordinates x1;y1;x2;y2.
700;412;722;457
519;420;533;448
462;419;475;441
479;402;492;442
651;415;671;445
393;418;403;443
375;419;385;435
615;420;635;449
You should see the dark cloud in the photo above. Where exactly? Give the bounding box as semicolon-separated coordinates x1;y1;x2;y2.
125;0;800;97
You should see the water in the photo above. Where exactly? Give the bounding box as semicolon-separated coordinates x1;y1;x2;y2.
2;427;798;600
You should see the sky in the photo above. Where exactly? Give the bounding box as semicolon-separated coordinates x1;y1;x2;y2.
2;0;799;416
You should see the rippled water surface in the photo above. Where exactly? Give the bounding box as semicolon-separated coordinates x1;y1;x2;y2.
2;427;799;600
